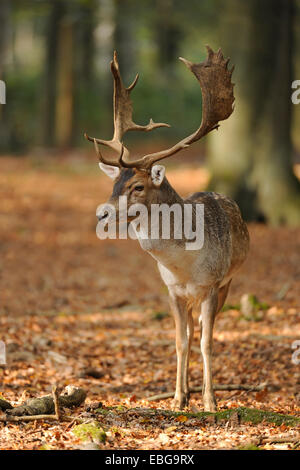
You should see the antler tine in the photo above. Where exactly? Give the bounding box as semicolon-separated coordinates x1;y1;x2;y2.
121;45;235;169
84;133;123;167
93;138;125;168
85;50;170;167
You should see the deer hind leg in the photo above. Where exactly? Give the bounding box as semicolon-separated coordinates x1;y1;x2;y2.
169;291;191;410
199;280;232;328
216;280;232;314
184;307;194;396
200;290;218;412
197;281;231;411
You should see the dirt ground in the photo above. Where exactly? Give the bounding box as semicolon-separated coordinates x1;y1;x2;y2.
0;154;299;450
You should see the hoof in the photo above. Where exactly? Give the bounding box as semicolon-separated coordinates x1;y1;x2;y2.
173;393;189;410
203;388;217;412
203;398;217;413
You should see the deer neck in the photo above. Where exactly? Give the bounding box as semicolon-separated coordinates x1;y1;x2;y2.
153;177;183;206
132;178;186;254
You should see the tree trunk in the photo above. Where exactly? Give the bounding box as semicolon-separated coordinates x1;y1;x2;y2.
43;0;62;148
0;0;11;147
43;0;78;149
72;0;96;146
208;0;300;224
292;1;300;152
113;0;137;83
153;0;183;73
0;0;10;83
55;15;74;149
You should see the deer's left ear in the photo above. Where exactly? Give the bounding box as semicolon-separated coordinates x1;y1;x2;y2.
151;165;165;187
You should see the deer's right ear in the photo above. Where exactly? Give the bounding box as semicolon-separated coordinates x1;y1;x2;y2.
99;162;120;180
151;165;165;187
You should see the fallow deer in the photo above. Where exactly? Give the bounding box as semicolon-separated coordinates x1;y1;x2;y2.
85;46;249;411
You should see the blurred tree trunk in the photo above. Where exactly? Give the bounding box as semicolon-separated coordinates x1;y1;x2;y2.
72;0;96;145
208;0;300;224
43;0;78;149
0;0;10;85
113;0;137;83
43;0;62;148
0;0;11;146
55;14;74;148
153;0;183;73
292;1;300;152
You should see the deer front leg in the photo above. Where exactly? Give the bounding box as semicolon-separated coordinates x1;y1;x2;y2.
169;292;189;410
200;291;218;412
184;310;194;396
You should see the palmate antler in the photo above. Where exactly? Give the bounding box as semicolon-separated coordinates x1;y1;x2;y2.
84;46;235;169
84;51;170;167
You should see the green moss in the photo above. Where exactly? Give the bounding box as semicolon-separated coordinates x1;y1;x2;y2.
38;444;53;450
72;421;106;443
94;405;300;427
214;407;300;426
95;408;111;415
95;404;127;416
241;294;269;319
116;405;127;411
239;313;264;322
248;294;269;311
152;311;169;320
223;295;269;318
221;303;240;312
147;407;299;427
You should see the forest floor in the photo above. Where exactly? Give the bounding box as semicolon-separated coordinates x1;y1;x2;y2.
0;154;299;450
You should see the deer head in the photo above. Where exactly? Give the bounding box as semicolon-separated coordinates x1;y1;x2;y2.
85;46;235;224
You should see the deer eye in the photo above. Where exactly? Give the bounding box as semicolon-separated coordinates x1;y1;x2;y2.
134;185;144;192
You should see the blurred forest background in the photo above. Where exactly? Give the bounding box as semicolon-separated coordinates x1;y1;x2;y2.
0;0;300;223
1;1;300;450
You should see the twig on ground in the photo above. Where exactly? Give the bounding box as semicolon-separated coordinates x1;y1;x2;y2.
52;385;62;421
147;383;268;401
0;386;86;423
64;415;85;430
242;433;300;448
261;434;300;445
0;414;80;423
0;414;62;422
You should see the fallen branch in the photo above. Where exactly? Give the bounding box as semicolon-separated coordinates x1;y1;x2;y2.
262;434;300;444
3;386;86;419
147;383;268;401
0;398;13;411
0;414;63;422
0;413;83;423
52;385;62;421
242;432;300;449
